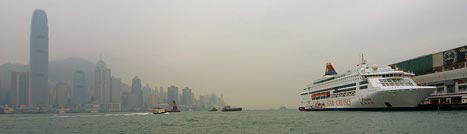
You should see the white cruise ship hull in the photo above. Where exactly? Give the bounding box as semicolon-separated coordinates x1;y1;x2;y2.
306;87;435;110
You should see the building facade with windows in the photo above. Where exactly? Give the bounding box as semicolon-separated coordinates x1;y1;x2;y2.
391;45;467;104
167;85;179;104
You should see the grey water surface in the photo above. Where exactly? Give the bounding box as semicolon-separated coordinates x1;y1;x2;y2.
1;110;466;134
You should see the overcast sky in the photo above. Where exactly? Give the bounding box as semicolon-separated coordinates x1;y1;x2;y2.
1;0;466;109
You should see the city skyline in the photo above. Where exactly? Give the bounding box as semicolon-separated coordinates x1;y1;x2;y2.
0;9;228;112
1;55;228;111
1;1;467;109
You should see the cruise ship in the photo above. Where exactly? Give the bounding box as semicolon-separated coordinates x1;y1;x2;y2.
299;58;436;111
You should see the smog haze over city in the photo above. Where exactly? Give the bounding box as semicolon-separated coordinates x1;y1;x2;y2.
1;0;467;109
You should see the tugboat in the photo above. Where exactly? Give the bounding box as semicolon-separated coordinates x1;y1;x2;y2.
151;107;167;114
166;100;180;112
209;107;218;112
221;106;242;112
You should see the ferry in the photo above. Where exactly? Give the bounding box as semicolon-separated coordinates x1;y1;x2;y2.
299;56;436;111
151;107;167;114
209;107;218;112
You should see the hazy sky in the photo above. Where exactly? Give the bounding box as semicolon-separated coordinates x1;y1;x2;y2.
1;0;467;109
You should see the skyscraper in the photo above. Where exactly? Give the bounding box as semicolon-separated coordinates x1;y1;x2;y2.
10;72;31;108
167;85;179;104
159;86;165;104
121;92;129;110
111;77;122;103
30;9;49;106
130;76;143;109
142;84;154;108
94;59;111;103
72;71;86;104
181;87;193;106
55;81;71;105
0;64;29;106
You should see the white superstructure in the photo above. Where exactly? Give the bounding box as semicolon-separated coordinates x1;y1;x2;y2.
300;60;436;110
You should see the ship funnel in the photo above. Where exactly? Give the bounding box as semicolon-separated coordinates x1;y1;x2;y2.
324;63;338;76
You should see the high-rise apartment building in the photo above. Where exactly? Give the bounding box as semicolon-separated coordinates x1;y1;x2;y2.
181;87;193;106
55;82;71;105
159;86;165;104
72;71;86;104
111;78;122;103
94;59;111;103
10;72;30;108
130;76;143;109
167;85;179;104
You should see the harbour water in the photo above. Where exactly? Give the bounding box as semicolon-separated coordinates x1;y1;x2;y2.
1;110;466;134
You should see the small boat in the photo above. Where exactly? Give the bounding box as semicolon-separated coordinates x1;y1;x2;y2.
57;105;69;113
209;107;218;112
221;106;242;112
0;104;14;114
279;106;286;110
151;107;167;114
57;108;69;113
166;100;180;112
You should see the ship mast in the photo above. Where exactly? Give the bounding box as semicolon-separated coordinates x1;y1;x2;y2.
361;53;366;65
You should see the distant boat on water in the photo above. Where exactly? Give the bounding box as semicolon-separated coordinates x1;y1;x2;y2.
221;106;242;112
209;107;218;112
0;104;14;114
151;107;167;114
57;105;69;113
166;100;180;112
279;106;286;110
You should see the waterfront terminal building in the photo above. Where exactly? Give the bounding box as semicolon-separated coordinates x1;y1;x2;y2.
390;45;467;106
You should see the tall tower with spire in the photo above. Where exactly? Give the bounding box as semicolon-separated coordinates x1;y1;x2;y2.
30;9;49;106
